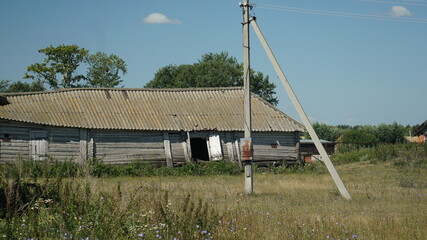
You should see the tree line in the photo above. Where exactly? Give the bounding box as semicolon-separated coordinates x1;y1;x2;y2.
145;52;278;105
306;122;419;144
1;45;279;105
1;44;127;92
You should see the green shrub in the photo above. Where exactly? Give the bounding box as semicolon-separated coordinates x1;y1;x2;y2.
0;160;64;221
331;148;373;164
0;178;221;239
201;160;242;175
87;159;243;177
336;129;378;153
393;143;427;168
1;158;79;179
267;161;326;174
373;144;398;162
330;143;427;167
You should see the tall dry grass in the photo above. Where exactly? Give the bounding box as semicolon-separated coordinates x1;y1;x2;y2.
96;161;425;239
0;144;426;239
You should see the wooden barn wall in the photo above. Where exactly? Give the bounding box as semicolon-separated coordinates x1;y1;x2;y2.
221;132;238;162
251;132;299;164
0;120;300;166
90;130;166;165
48;128;80;160
0;121;80;162
182;131;299;164
169;132;186;164
0;122;30;161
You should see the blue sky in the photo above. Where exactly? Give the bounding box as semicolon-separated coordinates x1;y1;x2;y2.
1;0;426;126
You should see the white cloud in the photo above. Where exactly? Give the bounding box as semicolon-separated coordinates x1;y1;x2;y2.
389;6;412;17
142;13;181;24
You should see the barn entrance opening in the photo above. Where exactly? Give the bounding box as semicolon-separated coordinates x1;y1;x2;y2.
190;137;209;161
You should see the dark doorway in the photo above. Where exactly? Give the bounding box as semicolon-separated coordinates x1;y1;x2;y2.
190;138;209;161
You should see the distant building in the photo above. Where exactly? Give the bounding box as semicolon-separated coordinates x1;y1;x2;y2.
0;87;305;166
414;120;427;143
299;139;335;162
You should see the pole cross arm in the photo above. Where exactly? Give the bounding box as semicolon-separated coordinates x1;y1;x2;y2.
249;17;351;200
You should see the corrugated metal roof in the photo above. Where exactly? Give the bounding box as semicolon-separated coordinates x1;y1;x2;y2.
0;87;304;132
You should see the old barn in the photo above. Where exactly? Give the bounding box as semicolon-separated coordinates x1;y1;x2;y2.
0;87;304;166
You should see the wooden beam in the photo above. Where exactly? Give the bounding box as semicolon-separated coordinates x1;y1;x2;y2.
234;138;242;167
79;129;88;163
163;132;173;168
182;132;191;163
225;132;235;162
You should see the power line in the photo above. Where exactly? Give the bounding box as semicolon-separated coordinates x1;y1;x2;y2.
404;0;427;3
359;0;427;6
256;4;427;23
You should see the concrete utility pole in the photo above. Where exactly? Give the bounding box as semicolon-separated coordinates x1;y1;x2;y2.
250;18;351;200
241;0;253;194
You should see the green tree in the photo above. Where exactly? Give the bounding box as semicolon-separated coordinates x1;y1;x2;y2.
0;80;45;93
376;122;405;143
85;52;127;88
0;80;9;92
305;122;344;141
24;44;89;89
336;129;379;153
145;52;278;105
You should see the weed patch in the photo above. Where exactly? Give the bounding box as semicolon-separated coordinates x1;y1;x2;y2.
0;144;426;239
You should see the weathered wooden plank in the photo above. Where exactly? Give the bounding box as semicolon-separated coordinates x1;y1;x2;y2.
93;133;163;138
163;132;173;168
101;159;167;166
79;129;88;163
171;142;184;152
51;137;80;142
48;153;79;158
96;147;163;152
0;152;30;158
0;142;29;148
93;139;164;145
96;150;164;156
254;149;297;154
49;134;80;139
95;145;162;150
254;154;297;160
0;147;28;152
45;157;78;162
182;132;191;163
99;154;166;163
254;154;297;159
49;145;80;151
87;137;94;159
254;153;297;158
0;153;30;158
50;145;78;151
253;139;295;145
92;132;163;138
96;150;165;157
253;147;296;152
94;142;163;148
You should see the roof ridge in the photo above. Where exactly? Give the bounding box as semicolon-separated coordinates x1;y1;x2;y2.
1;86;244;96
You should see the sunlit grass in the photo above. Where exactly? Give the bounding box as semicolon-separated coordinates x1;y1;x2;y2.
1;144;426;239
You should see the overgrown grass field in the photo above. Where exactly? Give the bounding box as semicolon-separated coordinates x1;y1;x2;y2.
1;143;426;239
